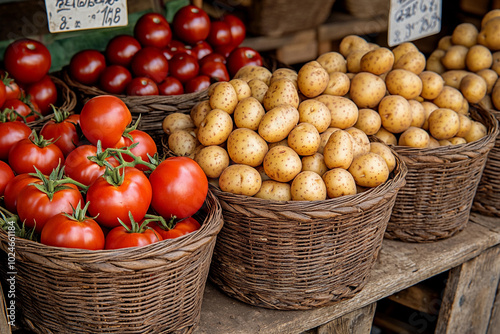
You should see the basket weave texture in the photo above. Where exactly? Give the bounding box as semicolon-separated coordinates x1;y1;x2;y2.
208;153;407;310
344;0;389;18
473;108;500;216
385;106;499;243
0;191;222;334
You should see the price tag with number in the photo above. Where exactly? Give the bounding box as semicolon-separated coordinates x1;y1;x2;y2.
388;0;442;47
45;0;128;33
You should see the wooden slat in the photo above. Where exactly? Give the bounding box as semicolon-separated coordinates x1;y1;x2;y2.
316;303;376;334
488;279;500;334
388;282;442;315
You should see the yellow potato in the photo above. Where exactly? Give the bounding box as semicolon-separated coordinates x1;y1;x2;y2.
291;171;327;201
428;137;440;148
348;152;389;188
492;80;500;110
460;73;488;104
194;145;230;179
233;65;272;85
349;72;387;108
459;98;470;116
385;69;422;100
439;139;452;146
393;51;426;74
426;49;446;74
258;104;299;143
432;86;464;113
190;101;211;128
427;108;460;140
209;82;239;114
437;35;453;50
268;139;289;150
478;17;500;51
301;152;328;176
162;112;195;135
219;164;262;196
270;68;298;90
255;165;271;182
229;79;252;101
324;72;350;96
374;127;397;146
360;47;395;75
392;42;419;64
476;69;498;94
378;95;412;134
408;100;426;128
345;127;370;158
492;51;500;75
440;70;469;89
421;101;439;131
322;168;357;198
197;109;233;146
339;35;370;57
323;129;354;169
263;145;302;182
369;142;396;172
233;96;266;130
449;137;467;145
168;129;198;157
346;49;369;73
297;61;330;98
254;180;291;201
263;78;300;111
318;127;340;154
419;71;445;100
247;79;268;103
451;23;479;47
466;45;493;72
315;95;359;129
227;128;268;167
441;45;469;70
482;9;500;28
287;122;321;156
316;51;347;73
464;121;487;142
298;99;332;133
398;127;430;148
354;108;381;135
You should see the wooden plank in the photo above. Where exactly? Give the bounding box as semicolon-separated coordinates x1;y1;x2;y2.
435;245;500;334
317;13;388;43
316;303;376;334
488;279;500;334
194;214;500;334
241;29;316;53
388;282;441;315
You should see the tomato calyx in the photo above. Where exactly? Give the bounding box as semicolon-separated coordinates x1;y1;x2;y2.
0;108;22;122
0;207;37;241
50;105;73;123
119;211;159;237
143;213;177;230
19;92;43;119
28;165;88;200
86;141;117;169
28;129;58;148
63;200;98;223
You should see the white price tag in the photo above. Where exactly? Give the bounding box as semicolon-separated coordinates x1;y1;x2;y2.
45;0;128;33
388;0;442;47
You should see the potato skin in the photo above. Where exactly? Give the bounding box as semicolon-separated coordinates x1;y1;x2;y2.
258;104;299;143
360;47;395;75
263;78;300;111
162;113;195;135
378;95;413;134
323;129;354;169
194;145;230;179
219;164;262;196
287;123;321;156
322;168;357;198
348;152;389;188
291;171;327;201
427;108;460;140
354;108;381;135
301;152;328;176
254;180;292;201
263;145;302;182
197;109;234;146
315;95;359;129
349;72;387;108
385;69;423;100
298;99;332;133
227;128;269;167
209;81;239;114
297;61;330;98
233;96;266;130
369;142;396;172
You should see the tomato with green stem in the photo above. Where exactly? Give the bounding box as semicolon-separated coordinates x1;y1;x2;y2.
27;75;57;116
0;160;14;196
0;114;31;160
2;73;21;101
3;98;37;122
148;214;201;239
40;106;80;156
3;173;41;213
115;128;157;172
105;212;162;249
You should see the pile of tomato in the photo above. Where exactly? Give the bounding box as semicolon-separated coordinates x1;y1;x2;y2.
0;95;209;250
69;5;263;96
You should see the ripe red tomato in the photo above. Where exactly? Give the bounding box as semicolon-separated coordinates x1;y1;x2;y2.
162;40;189;60
86;167;153;228
158;76;184;95
2;75;21;101
151;216;201;239
191;41;213;60
17;181;83;233
185;75;211;93
99;65;132;94
4;39;51;84
3;98;37;122
207;21;233;47
130;47;169;83
200;61;230;82
134;13;172;49
41;210;105;250
0;81;6;108
3;173;39;213
104;222;162;250
226;47;263;77
0;160;14;196
27;75;58;115
40;111;80;156
199;53;226;67
105;35;142;67
214;44;236;59
79;95;132;149
64;144;119;187
0;120;31;160
169;53;200;83
120;129;157;171
69;49;106;85
221;14;246;46
149;156;208;219
126;77;159;96
173;5;211;45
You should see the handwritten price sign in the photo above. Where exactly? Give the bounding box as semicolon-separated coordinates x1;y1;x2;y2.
388;0;442;47
45;0;128;33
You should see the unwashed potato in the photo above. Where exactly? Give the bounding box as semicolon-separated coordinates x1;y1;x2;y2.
409;100;426;128
346;49;368;73
378;95;412;134
268;138;289;150
190;101;211;128
254;180;292;201
258;104;299;143
374;127;397;146
459;98;470;115
492;80;500;110
464;121;487;142
349;72;387;108
247;79;268;103
459;73;488;104
316;51;347;73
440;70;469;89
348;152;389;188
323;129;354;169
229;79;252;101
263;145;302;182
451;23;479;48
168;129;198;157
492;51;500;75
439;139;452;146
476;69;498;93
432;86;464;113
162;112;195;135
339;35;370;57
298;99;332;133
393;51;426;74
324;72;350;96
421;101;439;130
441;45;469;70
392;42;419;64
194;145;230;179
227;128;268;167
466;45;493;72
385;69;422;100
398;127;430;148
318;127;340;154
428;137;440;148
449;137;467;145
354;108;381;135
478;17;500;51
426;49;446;74
270;68;298;89
290;171;327;201
197;108;233;146
369;142;396;172
209;81;239;114
427;108;460;140
301;152;328;176
219;164;262;196
360;47;395;75
263;78;300;111
482;9;500;28
322;168;357;198
315;95;359;129
437;35;453;50
233;65;272;85
233;96;266;130
419;71;445;100
287;122;321;156
345;127;370;158
297;61;330;98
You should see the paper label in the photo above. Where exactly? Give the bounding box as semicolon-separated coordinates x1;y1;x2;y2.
45;0;128;33
388;0;442;47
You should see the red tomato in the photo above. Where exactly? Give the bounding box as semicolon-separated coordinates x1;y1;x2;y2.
214;44;236;59
126;77;159;96
4;39;51;84
200;61;230;82
0;81;5;108
162;40;189;60
27;75;58;115
173;5;211;45
226;47;263;77
191;41;213;60
149;156;208;219
185;75;211;93
3;173;39;213
3;98;36;122
207;21;233;47
199;53;226;67
64;144;119;187
40;111;80;156
105;35;142;67
105;222;162;250
120;129;157;171
86;167;153;228
134;13;172;49
151;216;201;239
99;65;132;94
130;47;169;84
221;14;246;46
0;120;31;160
17;181;83;233
169;53;199;83
0;160;14;196
69;49;106;85
79;95;132;149
158;76;184;95
41;210;105;250
2;75;21;101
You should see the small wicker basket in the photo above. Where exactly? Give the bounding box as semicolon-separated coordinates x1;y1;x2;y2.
385;105;499;243
0;191;222;334
473;107;500;216
208;151;407;310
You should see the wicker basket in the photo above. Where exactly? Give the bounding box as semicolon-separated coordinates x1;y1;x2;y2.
208;151;407;310
385;106;499;243
0;190;222;334
344;0;389;19
473;107;500;216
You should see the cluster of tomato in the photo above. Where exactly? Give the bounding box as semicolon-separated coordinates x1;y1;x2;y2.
69;5;263;96
0;95;209;250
